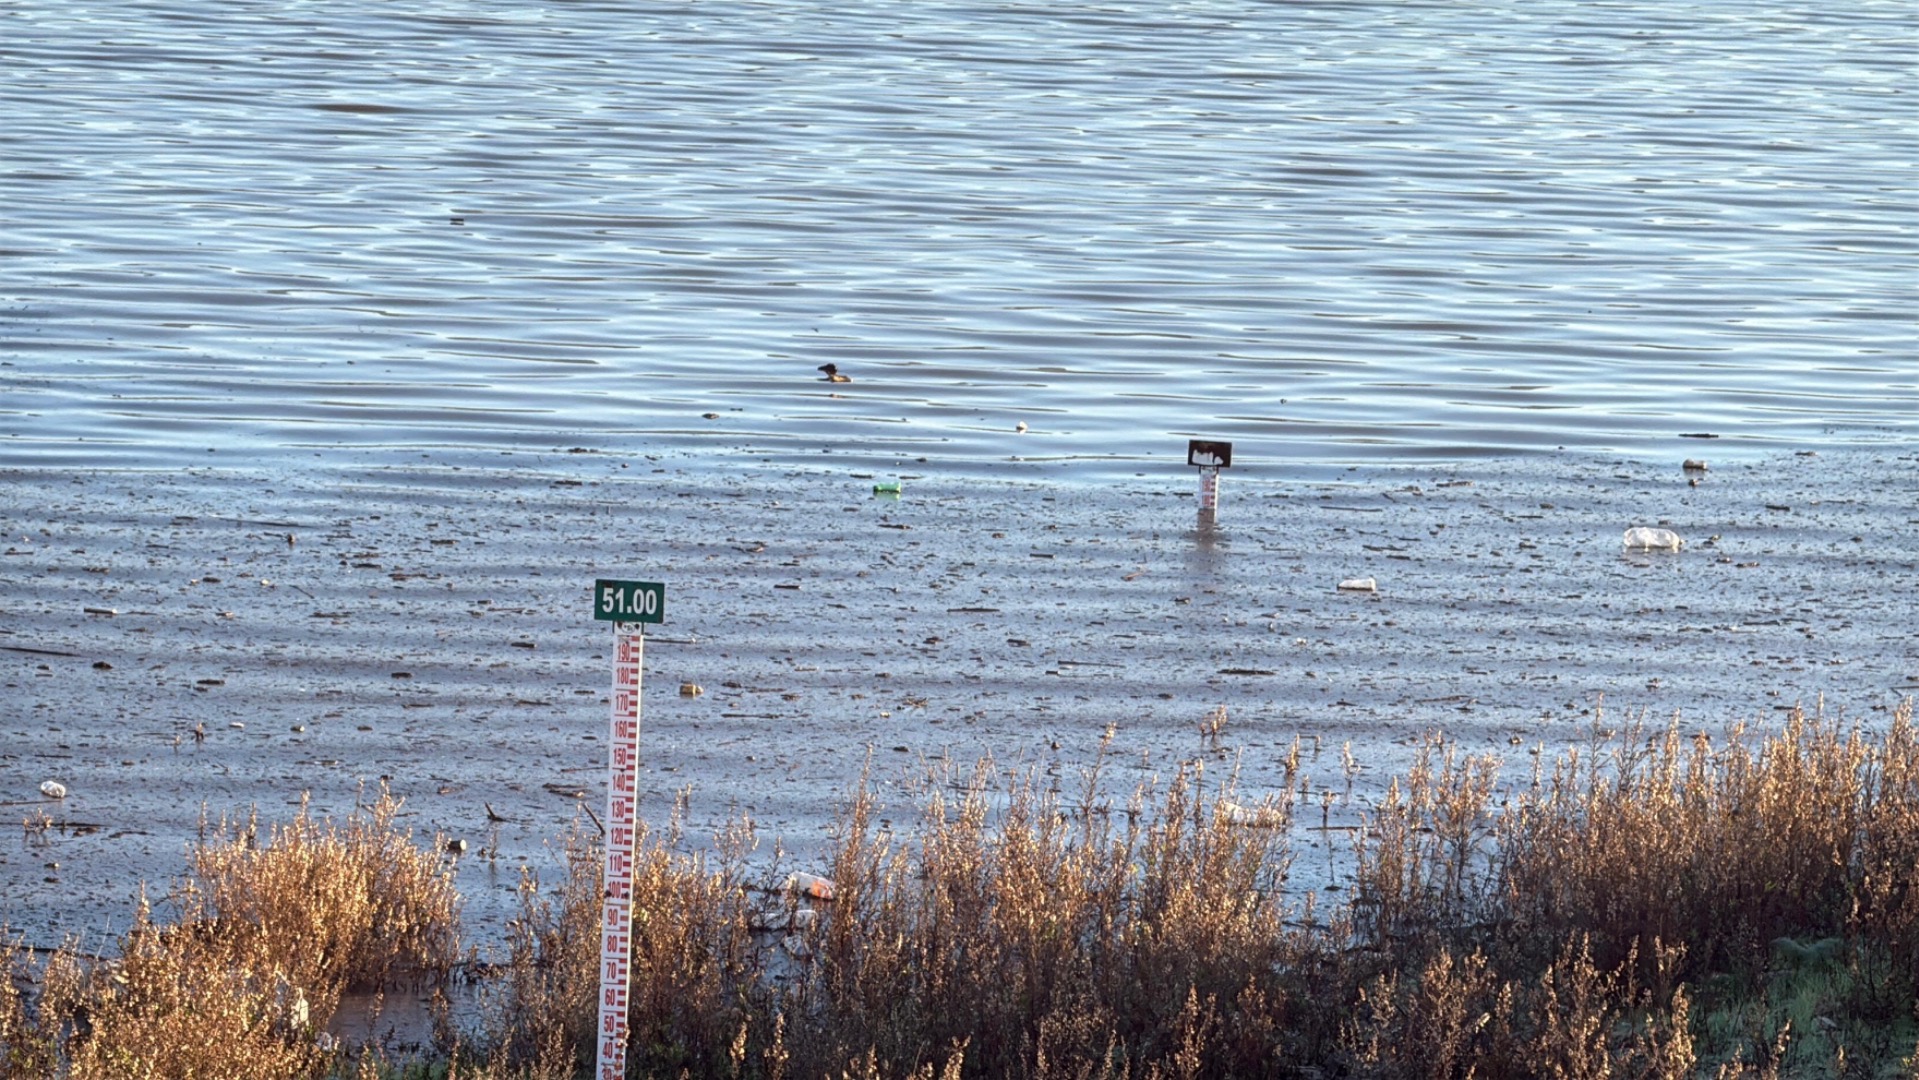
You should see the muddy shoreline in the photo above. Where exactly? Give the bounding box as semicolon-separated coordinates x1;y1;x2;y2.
3;448;1915;955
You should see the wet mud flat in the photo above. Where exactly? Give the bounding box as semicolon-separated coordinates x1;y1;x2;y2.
2;448;1915;955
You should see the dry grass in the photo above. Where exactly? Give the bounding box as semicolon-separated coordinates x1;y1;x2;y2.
1341;700;1918;1079
183;788;463;1009
4;787;459;1078
1489;703;1919;1073
772;751;1310;1078
2;701;1912;1079
35;913;332;1080
467;800;768;1079
1496;707;1911;979
0;931;57;1079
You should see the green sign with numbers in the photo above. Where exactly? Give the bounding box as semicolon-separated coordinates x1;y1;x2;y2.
594;579;665;623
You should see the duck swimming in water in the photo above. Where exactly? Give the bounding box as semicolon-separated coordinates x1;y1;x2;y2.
818;363;852;383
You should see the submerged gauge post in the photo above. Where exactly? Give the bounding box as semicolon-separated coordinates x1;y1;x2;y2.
1187;439;1233;520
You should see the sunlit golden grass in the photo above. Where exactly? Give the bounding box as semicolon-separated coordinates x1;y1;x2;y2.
468;703;1913;1078
3;787;459;1079
1346;699;1918;1078
183;788;463;1008
3;701;1912;1078
1494;706;1915;982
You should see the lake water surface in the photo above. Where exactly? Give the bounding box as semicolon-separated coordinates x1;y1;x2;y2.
3;0;1914;481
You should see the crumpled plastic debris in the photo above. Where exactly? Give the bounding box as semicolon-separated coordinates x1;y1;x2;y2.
1623;527;1684;551
786;872;836;901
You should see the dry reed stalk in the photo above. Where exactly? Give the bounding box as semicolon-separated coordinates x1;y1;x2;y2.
475;825;605;1076
49;904;327;1080
1350;735;1502;949
179;787;462;1025
1496;702;1915;995
478;800;771;1079
3;787;462;1079
10;699;1908;1078
0;934;57;1079
762;755;1311;1078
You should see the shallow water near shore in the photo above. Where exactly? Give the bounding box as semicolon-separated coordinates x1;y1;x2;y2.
3;5;1917;1026
3;447;1914;963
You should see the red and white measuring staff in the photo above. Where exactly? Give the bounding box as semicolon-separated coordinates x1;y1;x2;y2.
1187;439;1232;519
598;623;643;1079
1198;466;1220;514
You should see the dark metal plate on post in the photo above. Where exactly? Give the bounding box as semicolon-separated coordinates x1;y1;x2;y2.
1187;440;1232;468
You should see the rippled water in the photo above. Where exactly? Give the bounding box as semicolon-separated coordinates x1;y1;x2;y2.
3;0;1914;479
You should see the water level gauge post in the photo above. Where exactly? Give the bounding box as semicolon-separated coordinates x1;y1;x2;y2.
590;577;664;1079
1186;439;1232;520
